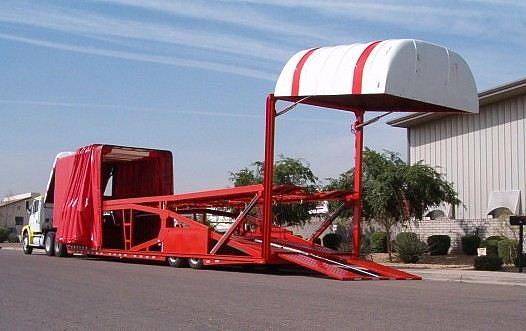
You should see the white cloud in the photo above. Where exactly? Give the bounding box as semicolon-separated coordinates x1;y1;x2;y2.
0;32;275;81
0;2;293;62
93;0;337;42
220;0;526;43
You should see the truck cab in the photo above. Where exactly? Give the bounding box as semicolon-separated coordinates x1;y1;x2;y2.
21;151;72;256
21;195;54;255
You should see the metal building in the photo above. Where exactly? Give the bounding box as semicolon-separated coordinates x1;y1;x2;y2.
0;192;40;235
389;78;526;224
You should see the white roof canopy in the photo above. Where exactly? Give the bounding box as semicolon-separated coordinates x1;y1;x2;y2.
275;39;478;113
487;191;521;216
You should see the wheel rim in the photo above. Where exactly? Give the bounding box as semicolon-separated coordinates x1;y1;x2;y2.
189;258;199;264
23;235;29;249
45;236;51;251
168;257;176;263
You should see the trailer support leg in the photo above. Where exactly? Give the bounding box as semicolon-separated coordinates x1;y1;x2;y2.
352;111;364;257
262;94;276;261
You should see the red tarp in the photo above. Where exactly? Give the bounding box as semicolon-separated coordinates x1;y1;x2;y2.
53;145;173;249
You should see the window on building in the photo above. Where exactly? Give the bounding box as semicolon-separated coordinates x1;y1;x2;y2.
15;216;24;226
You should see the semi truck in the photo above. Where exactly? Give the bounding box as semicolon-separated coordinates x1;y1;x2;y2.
22;152;72;256
20;39;478;280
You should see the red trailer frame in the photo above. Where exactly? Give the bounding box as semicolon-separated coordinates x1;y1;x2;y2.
52;96;420;281
47;39;480;280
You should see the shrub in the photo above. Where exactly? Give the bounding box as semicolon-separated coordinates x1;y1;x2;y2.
515;254;526;268
461;235;481;255
481;239;500;256
370;232;387;253
497;239;517;264
427;235;451;255
474;255;503;271
395;232;426;263
486;235;507;242
360;231;372;255
7;233;19;243
322;233;342;250
0;227;8;243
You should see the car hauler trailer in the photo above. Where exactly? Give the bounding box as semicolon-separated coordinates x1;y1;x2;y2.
22;39;478;280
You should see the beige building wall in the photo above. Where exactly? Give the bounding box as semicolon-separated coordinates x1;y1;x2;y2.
406;87;526;220
0;200;30;234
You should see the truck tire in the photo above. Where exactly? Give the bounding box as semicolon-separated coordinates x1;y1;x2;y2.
54;240;67;257
22;232;33;255
188;258;203;269
45;232;55;256
167;257;187;268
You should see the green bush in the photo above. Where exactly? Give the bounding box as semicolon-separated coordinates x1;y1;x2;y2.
461;235;481;255
0;227;8;243
360;231;372;255
474;255;503;271
515;254;526;268
370;232;387;253
427;235;451;255
497;239;517;264
486;235;507;242
395;232;426;263
7;233;19;243
322;233;342;250
481;239;500;256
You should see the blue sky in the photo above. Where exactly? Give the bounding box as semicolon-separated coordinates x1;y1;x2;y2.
0;0;525;196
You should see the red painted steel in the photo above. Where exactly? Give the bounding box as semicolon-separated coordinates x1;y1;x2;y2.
352;41;382;94
262;95;276;261
278;253;372;281
45;79;422;280
291;48;319;96
352;111;364;256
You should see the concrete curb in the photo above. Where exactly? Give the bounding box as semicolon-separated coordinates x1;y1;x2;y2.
405;268;526;287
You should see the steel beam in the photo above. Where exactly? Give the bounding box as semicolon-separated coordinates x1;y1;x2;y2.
309;203;349;243
210;193;260;254
352;111;364;257
262;94;276;261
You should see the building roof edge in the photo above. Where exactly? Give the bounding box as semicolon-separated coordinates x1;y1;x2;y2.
388;77;526;128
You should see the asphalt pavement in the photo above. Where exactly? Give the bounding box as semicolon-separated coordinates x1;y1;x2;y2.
1;248;526;330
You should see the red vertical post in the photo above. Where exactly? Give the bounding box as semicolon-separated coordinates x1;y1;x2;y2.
262;94;276;261
352;110;364;257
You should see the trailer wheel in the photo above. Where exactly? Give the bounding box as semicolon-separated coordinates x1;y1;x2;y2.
167;257;188;268
54;241;68;257
188;258;203;269
45;232;55;256
22;232;33;255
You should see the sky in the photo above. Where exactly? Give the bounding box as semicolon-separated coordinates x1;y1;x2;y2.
0;0;525;196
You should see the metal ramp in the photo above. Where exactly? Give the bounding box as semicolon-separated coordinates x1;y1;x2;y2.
270;241;421;281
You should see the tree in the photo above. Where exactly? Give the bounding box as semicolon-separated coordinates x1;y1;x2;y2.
229;156;318;226
326;148;460;260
